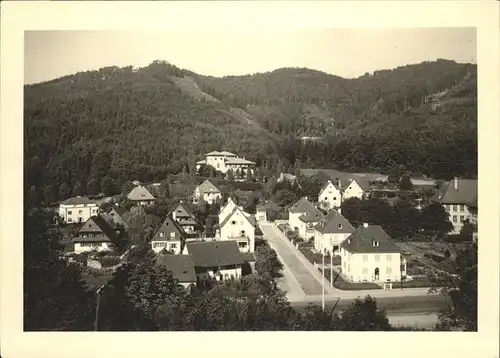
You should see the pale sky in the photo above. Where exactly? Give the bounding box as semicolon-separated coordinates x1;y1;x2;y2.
24;28;476;84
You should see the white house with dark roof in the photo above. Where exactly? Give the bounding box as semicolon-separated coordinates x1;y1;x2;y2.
342;179;371;200
193;179;222;204
127;185;156;206
182;241;245;282
59;196;99;224
196;151;255;175
71;215;116;253
288;197;325;240
155;254;197;288
217;205;256;253
150;214;186;254
101;206;129;230
314;209;355;255
318;180;342;211
340;223;407;283
440;178;478;234
171;202;203;236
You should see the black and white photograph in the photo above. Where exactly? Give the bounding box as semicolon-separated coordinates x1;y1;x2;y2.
1;1;499;357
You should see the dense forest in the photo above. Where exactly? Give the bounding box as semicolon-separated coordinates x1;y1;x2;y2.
24;59;477;201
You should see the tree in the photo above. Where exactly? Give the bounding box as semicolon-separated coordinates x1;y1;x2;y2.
58;182;71;201
337;296;392;331
399;174;413;191
340;197;363;226
254;245;284;279
388;165;404;184
274;189;298;207
72;181;85;197
24;210;94;330
265;176;277;198
101;176;118;197
27;185;40;209
159;179;170;197
227;169;234;181
390;198;419;239
419;202;453;239
87;178;100;196
44;184;57;205
246;168;253;182
121;181;135;196
459;221;475;241
431;242;477;331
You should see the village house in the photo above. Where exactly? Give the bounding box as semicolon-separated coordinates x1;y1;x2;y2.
256;205;268;223
192;179;222;205
340;223;407;284
155;254;197;288
150;214;186;254
58;196;99;224
217;205;256;253
288;197;325;240
219;197;238;223
126;185;156;206
342;178;371;200
182;241;245;282
171;202;204;237
196;151;255;175
314;209;355;255
318;180;343;211
102;206;129;230
277;173;301;187
440;178;478;235
71;215;116;253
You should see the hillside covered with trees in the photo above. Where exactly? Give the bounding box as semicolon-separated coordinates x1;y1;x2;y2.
24;59;477;201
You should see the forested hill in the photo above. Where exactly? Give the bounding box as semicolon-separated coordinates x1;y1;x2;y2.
24;59;477;200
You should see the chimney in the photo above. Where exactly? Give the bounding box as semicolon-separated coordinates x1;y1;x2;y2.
454;177;458;190
363;223;369;228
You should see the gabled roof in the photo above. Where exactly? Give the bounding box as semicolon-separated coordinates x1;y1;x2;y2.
108;206;127;218
225;158;256;165
298;212;324;223
206;151;223;156
172;202;194;219
196;159;207;164
61;196;96;206
440;179;477;207
315;210;355;234
289;197;323;217
127;185;155;201
206;151;237;157
318;180;341;196
219;206;255;229
151;214;186;242
196;179;220;194
72;215;115;243
156;254;196;283
184;241;244;267
344;178;371;192
341;225;401;254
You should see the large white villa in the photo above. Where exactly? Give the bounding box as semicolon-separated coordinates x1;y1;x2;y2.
196;151;255;175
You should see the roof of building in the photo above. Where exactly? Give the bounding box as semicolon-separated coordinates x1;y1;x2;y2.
340;225;401;254
241;252;256;262
343;178;371;192
219;206;256;229
440;179;477;207
196;159;207;164
206;151;237;157
224;158;256;165
155;254;196;283
151;214;186;242
172;202;194;219
72;215;115;243
184;241;244;267
108;206;127;218
60;196;96;206
277;173;297;183
196;179;220;194
127;185;156;201
298;212;325;223
318;180;341;195
314;210;355;234
290;197;323;218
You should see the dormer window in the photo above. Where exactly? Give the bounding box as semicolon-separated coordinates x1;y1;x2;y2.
338;224;342;229
159;232;165;238
372;240;379;247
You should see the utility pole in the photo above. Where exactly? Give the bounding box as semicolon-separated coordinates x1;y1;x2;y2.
94;284;105;331
322;250;325;311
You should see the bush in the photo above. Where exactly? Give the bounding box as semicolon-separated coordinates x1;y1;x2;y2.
97;256;121;268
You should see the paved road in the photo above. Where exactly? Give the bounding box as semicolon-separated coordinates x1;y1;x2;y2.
261;224;324;296
260;222;442;301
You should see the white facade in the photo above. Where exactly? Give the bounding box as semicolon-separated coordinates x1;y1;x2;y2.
318;181;342;210
59;202;99;224
193;187;222;204
288;212;303;233
340;249;406;283
195;265;243;282
256;209;267;223
219;208;255;253
443;204;473;234
314;231;352;255
343;180;366;200
196;151;255;175
219;198;238;223
73;241;111;254
150;240;182;254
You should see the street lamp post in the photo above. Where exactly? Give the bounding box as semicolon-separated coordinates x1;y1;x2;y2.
94;284;105;331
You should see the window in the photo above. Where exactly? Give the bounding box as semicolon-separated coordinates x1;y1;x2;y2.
238;242;247;248
386;255;392;261
68;211;72;215
159;232;165;238
453;215;458;223
68;218;73;223
375;254;380;261
333;197;337;201
93;209;98;213
460;216;465;223
78;210;83;214
324;197;328;201
460;205;465;212
454;205;458;212
328;191;332;194
386;267;392;274
363;255;368;261
338;224;342;229
170;232;176;239
362;268;368;274
240;230;245;235
170;243;177;249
